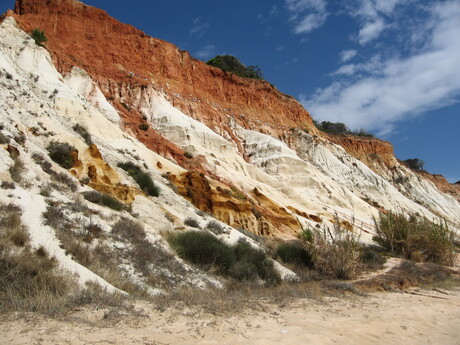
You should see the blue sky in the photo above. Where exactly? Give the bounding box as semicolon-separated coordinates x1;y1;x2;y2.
1;0;459;182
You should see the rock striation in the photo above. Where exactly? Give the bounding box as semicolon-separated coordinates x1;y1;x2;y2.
1;0;460;244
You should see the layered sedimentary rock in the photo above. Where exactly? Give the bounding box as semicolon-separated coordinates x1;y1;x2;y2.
2;0;460;241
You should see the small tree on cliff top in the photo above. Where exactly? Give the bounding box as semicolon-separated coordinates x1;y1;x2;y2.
31;28;47;46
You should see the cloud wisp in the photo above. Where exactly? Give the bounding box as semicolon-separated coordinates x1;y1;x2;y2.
193;45;216;60
190;17;210;38
303;1;460;135
285;0;328;34
339;49;358;63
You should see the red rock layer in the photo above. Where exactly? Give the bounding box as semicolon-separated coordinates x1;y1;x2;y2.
8;0;317;141
327;135;397;168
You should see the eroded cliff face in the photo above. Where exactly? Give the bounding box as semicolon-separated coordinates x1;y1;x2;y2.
9;0;317;141
2;0;459;241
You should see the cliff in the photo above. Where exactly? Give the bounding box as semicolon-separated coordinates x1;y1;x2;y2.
1;0;459;242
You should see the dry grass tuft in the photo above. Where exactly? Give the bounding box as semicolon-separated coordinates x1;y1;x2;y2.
302;220;363;280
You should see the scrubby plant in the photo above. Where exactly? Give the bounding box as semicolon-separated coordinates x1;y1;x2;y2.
207;55;264;80
167;231;280;285
72;123;92;146
118;161;160;197
360;245;387;269
302;222;363;280
229;239;280;285
374;212;455;265
82;190;125;211
168;231;235;273
276;241;314;268
1;181;15;190
205;220;224;235
183;151;193;159
0;132;9;144
31;28;48;46
138;123;149;131
403;158;425;171
53;172;78;192
47;141;76;169
313;120;374;138
9;157;25;183
112;217;146;242
184;217;200;228
14;134;26;146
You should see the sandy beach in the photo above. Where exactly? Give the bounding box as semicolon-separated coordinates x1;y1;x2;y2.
1;287;459;345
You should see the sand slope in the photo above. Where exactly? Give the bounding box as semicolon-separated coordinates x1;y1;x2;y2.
2;289;459;345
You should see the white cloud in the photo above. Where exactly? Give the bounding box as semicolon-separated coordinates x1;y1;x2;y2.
339;49;358;62
358;17;386;45
194;45;216;60
346;0;402;44
190;17;210;38
303;1;460;135
285;0;328;34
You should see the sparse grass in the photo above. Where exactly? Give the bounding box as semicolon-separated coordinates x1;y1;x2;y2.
0;203;70;315
374;212;456;266
118;161;160;197
112;218;186;288
82;190;125;211
167;231;280;285
184;217;200;228
47;141;76;169
42;204;147;298
153;281;324;315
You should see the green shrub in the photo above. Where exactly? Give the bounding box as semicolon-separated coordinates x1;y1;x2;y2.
313;120;374;138
82;190;125;211
31;28;47;46
47;141;76;169
360;245;387;269
118;162;160;197
403;158;425;171
167;231;280;285
276;242;313;268
207;55;264;80
229;239;280;285
168;231;235;273
73;124;92;146
374;212;455;265
183;151;193;159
